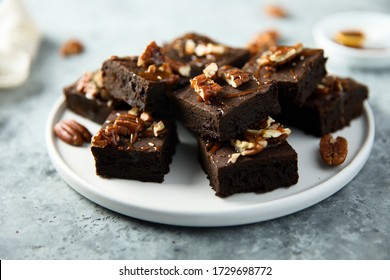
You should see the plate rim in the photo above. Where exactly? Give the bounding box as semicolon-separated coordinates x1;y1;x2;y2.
45;97;375;227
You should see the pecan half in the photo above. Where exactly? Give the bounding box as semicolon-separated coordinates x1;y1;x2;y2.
320;134;348;166
264;5;288;18
59;39;84;57
190;74;222;104
54;119;91;146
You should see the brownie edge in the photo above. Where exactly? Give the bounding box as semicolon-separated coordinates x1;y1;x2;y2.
198;138;299;197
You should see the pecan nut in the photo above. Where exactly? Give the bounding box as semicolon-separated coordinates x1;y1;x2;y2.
334;30;365;48
59;39;84;57
319;134;348;166
264;5;288;18
256;43;303;67
190;73;222;104
247;29;279;55
54;119;92;146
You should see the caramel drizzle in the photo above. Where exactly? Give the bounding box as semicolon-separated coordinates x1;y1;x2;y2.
219;88;258;99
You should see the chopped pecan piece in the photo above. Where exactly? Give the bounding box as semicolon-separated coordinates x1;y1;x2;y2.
218;66;251;88
203;63;218;79
75;70;110;100
256;43;304;67
190;74;222;104
247;29;279;55
152;121;166;137
165;56;191;77
92;128;118;148
137;41;165;67
194;42;226;56
54;119;91;146
320;134;348;166
113;113;143;136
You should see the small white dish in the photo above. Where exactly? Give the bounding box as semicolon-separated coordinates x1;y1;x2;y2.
0;50;30;88
313;11;390;69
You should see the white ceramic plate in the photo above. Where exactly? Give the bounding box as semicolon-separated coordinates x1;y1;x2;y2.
313;11;390;69
46;97;374;227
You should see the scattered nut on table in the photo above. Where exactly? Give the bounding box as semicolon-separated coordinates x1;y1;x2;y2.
54;119;92;146
319;134;348;166
334;30;365;48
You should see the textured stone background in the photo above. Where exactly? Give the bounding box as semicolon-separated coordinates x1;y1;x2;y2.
0;0;389;259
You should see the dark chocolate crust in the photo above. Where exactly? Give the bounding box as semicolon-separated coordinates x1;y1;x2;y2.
276;76;368;136
198;138;298;197
163;33;250;78
102;56;175;116
170;79;280;141
91;111;178;182
64;83;129;124
243;48;327;107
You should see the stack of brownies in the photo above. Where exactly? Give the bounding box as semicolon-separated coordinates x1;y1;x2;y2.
63;32;368;197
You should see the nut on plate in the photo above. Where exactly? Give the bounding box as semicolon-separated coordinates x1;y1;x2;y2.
319;134;348;166
54;119;92;146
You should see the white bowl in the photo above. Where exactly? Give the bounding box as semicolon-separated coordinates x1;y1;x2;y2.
313;11;390;69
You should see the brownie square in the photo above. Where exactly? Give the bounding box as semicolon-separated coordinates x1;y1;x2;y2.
170;75;280;141
198;138;298;197
91;110;178;182
276;76;368;136
163;32;250;78
102;56;178;116
64;70;129;124
243;46;327;107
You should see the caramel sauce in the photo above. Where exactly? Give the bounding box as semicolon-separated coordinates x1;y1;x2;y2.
220;88;257;99
137;69;175;82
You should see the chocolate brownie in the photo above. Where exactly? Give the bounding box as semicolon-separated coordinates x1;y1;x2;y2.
91;109;178;182
198;117;298;197
64;70;129;124
163;32;250;78
276;76;368;136
169;64;280;141
243;44;327;107
102;55;180;116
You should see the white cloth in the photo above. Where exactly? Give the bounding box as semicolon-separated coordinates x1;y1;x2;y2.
0;0;41;88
